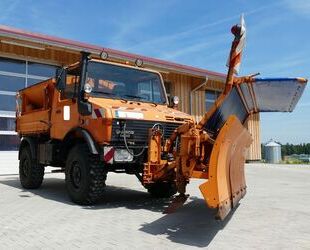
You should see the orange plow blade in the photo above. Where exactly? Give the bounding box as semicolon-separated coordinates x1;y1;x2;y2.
199;115;252;220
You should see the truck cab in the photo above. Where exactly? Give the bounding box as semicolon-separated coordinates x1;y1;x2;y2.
54;54;193;165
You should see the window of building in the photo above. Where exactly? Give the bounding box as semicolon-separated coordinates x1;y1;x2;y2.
0;95;16;112
205;90;221;112
0;135;20;150
27;78;45;86
0;56;59;150
0;75;26;92
0;57;26;74
28;62;58;77
0;117;16;131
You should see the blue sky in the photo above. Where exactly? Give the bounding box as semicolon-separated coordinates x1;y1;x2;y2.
1;0;309;143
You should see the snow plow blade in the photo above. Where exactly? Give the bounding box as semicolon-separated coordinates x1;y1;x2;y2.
199;115;252;220
198;77;306;220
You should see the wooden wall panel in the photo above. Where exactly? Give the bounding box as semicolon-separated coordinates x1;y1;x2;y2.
245;113;261;160
161;73;225;122
191;89;205;122
162;73;194;114
0;38;80;65
206;79;225;91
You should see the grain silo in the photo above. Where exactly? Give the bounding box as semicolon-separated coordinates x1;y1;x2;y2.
264;140;282;163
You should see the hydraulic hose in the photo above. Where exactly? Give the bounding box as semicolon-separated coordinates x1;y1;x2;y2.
122;122;146;157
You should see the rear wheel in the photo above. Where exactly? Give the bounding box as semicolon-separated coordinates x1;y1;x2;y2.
147;181;177;198
65;144;107;205
19;146;44;189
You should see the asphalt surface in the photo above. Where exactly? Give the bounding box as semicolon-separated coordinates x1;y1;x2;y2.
0;151;309;249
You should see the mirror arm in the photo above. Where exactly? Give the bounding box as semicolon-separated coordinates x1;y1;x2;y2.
78;51;91;102
56;67;67;91
78;51;92;116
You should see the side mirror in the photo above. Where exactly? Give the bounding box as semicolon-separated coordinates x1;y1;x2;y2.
56;67;67;91
78;101;92;116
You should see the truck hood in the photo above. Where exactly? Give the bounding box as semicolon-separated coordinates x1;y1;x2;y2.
88;97;194;123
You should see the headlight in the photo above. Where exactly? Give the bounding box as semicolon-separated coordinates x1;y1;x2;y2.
173;96;179;105
84;83;93;93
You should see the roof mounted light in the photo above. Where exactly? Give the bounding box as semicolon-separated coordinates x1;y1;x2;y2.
100;51;108;60
135;58;143;67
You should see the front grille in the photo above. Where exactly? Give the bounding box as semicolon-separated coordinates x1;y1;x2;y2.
111;119;183;146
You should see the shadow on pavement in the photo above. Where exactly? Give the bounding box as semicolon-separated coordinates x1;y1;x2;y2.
0;175;171;212
0;175;234;247
0;175;71;204
139;197;236;248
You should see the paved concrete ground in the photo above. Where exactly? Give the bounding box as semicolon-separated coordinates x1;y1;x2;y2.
0;151;309;249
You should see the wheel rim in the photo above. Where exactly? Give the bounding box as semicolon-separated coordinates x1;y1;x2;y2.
22;158;30;177
70;161;82;189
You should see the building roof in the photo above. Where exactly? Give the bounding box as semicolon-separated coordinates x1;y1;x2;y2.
0;25;225;80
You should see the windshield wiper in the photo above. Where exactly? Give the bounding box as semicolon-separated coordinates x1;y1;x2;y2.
123;94;160;106
89;91;130;102
122;94;146;100
91;90;116;96
149;102;158;107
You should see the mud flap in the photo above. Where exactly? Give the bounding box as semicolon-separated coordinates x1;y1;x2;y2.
199;115;252;220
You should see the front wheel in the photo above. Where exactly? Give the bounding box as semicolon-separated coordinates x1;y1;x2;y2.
65;144;107;205
19;146;44;189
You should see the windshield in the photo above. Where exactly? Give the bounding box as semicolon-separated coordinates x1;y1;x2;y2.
86;61;167;104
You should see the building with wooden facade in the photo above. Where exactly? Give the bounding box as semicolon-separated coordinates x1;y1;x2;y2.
0;25;261;160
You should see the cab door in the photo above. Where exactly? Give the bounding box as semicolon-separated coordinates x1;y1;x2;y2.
50;78;80;140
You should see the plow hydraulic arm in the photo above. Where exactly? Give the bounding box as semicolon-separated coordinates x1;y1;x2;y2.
143;17;307;220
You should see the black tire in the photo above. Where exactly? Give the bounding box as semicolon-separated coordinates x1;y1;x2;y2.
65;144;107;205
147;181;177;198
19;145;44;189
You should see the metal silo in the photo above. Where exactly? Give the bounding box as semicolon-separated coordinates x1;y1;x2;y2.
264;140;282;163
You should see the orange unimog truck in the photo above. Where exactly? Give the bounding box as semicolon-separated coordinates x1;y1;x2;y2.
16;52;192;204
16;18;307;219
